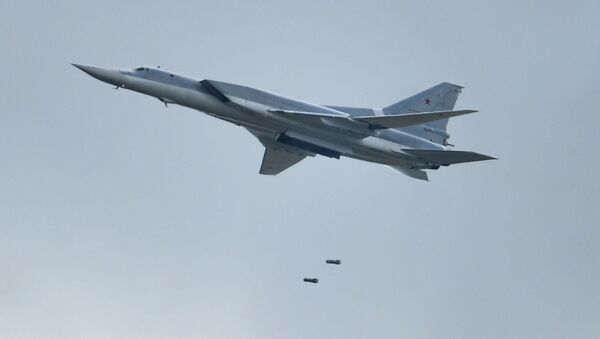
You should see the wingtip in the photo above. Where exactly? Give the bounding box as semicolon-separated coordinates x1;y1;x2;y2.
479;153;498;160
480;154;498;161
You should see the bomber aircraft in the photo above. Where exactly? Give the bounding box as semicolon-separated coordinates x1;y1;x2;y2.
73;64;494;180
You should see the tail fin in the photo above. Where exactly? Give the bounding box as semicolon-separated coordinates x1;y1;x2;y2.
383;82;464;145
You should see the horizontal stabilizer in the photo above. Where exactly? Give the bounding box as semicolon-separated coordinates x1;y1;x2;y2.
403;149;496;165
353;110;477;129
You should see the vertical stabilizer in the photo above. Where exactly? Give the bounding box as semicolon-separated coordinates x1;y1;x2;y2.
383;82;464;145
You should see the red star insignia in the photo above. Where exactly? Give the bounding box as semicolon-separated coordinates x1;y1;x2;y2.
424;97;431;105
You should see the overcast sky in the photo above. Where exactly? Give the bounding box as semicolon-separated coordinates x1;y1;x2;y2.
1;1;599;338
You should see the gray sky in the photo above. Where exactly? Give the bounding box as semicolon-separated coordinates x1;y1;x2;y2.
1;1;599;338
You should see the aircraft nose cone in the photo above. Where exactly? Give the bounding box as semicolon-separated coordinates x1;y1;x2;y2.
72;63;103;76
72;63;125;87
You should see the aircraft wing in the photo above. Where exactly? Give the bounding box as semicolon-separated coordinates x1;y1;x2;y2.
402;149;496;165
352;110;477;129
267;109;370;136
267;109;344;118
260;146;307;175
387;166;429;181
267;109;476;130
244;127;313;175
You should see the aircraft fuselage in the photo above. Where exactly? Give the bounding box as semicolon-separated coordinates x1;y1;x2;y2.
73;64;494;179
75;65;442;165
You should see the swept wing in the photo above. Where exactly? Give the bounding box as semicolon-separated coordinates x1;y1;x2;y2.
267;108;476;130
260;146;307;175
402;149;496;165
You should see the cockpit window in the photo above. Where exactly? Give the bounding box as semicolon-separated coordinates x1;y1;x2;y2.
134;67;145;71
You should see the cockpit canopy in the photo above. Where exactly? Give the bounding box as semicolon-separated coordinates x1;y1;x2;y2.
130;66;176;79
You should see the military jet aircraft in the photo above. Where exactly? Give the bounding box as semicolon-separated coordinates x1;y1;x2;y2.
73;64;494;180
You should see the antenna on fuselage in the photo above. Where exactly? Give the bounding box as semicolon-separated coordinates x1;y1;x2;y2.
157;97;168;107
